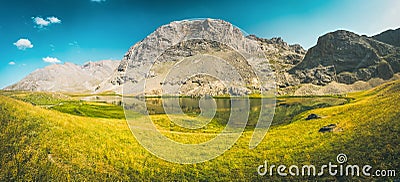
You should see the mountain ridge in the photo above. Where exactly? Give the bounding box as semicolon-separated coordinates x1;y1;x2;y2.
5;19;400;95
371;28;400;47
5;60;120;93
289;29;400;85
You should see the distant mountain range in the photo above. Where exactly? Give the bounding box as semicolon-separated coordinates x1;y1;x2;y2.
5;19;400;95
5;60;119;93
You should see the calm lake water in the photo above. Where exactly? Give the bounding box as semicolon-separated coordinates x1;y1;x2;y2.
84;96;348;128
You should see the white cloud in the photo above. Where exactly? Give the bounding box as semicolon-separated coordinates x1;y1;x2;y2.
8;61;16;65
91;0;106;2
32;16;61;28
13;39;33;50
43;56;61;64
47;16;61;24
33;17;50;27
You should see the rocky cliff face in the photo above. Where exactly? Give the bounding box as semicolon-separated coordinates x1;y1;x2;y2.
289;30;400;85
247;35;306;88
5;60;120;93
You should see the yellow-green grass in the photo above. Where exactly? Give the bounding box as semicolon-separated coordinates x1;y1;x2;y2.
0;80;399;181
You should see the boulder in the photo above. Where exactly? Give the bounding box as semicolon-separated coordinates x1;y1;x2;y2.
319;124;337;133
305;113;321;120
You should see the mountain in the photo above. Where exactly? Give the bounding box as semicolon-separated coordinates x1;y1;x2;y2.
372;28;400;47
5;60;120;93
96;19;303;96
289;30;400;86
5;19;400;96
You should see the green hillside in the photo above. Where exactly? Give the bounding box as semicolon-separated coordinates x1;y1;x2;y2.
0;80;399;181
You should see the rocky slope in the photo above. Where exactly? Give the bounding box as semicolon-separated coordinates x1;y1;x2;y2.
288;30;400;87
247;35;306;88
372;28;400;47
5;60;120;93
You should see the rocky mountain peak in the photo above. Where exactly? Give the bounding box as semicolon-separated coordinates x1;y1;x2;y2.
318;30;360;42
289;29;400;85
246;35;306;55
98;18;271;96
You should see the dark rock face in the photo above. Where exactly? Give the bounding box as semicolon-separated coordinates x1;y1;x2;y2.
289;30;400;85
293;65;336;86
319;124;337;133
376;61;395;80
372;28;400;47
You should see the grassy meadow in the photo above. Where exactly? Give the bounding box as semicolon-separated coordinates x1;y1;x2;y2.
0;80;399;181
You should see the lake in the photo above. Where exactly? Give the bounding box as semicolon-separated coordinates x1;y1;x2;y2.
79;95;348;128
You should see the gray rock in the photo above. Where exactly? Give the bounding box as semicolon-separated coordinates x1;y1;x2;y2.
337;72;358;84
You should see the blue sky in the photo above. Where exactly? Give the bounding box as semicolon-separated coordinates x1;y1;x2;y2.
1;0;399;88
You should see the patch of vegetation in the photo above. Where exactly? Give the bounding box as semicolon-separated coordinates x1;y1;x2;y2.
3;92;125;119
9;92;68;106
50;101;125;119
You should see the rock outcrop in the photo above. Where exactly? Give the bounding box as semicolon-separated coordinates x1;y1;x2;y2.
247;35;306;88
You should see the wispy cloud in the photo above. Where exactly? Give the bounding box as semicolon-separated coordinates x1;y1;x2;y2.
49;44;55;51
32;16;61;28
68;41;79;47
47;16;61;24
43;56;61;64
13;38;33;50
91;0;106;2
8;61;16;65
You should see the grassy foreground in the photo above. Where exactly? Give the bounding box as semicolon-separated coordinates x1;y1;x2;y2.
0;81;399;181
